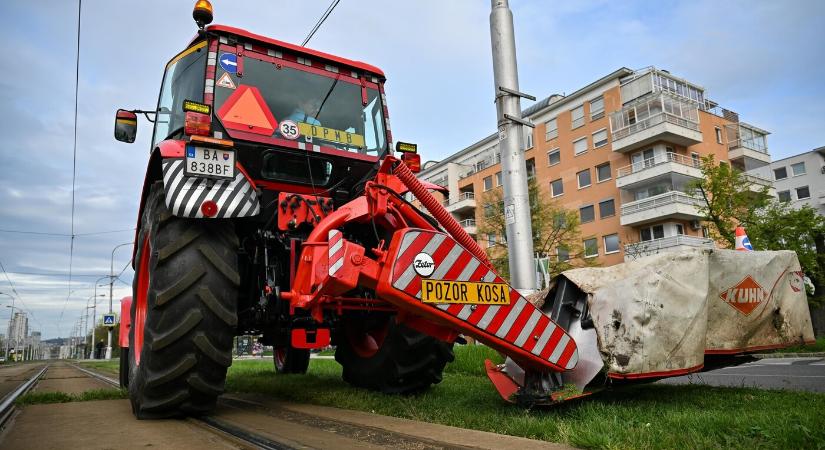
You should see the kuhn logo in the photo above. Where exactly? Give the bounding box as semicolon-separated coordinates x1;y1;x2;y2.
719;275;766;315
413;253;435;277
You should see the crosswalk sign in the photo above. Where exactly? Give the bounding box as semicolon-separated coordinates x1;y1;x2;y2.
103;314;117;327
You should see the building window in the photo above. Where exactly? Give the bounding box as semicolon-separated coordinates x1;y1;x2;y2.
583;238;598;258
579;205;595;223
792;162;806;176
577;169;591;188
483;204;495;217
593;129;608;148
797;186;811;200
551;179;564;197
715;127;723;144
571;105;585;129
545;118;558;140
603;234;620;254
483;176;493;191
599;198;615;218
590;96;604;120
777;190;791;203
557;246;570;262
774;167;788;180
547;148;560;166
691;152;701;168
525;132;534;150
640;225;665;241
487;234;497;247
596;162;611;182
495;171;502;187
574;137;588;155
526;158;536;179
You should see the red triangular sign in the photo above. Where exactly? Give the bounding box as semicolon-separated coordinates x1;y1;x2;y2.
217;85;277;136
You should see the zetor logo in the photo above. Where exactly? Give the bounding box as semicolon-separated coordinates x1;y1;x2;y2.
719;275;767;315
413;253;435;277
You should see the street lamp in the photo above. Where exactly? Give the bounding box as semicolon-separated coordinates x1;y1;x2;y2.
91;276;109;360
108;242;132;359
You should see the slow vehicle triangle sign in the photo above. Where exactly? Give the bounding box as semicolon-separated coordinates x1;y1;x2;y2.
217;85;277;136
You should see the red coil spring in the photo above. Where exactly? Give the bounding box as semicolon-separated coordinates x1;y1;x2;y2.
393;161;491;266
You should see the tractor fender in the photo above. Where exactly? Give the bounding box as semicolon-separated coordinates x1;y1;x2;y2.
131;140;260;263
119;296;132;348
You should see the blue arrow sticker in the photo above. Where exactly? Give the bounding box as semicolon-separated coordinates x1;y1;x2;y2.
219;53;237;74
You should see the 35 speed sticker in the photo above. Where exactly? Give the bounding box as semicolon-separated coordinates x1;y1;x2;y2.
421;280;511;305
279;120;300;140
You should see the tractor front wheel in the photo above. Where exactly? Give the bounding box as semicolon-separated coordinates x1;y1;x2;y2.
335;317;454;394
128;182;239;419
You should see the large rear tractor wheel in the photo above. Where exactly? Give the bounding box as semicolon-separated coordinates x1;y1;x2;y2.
335;317;454;394
273;347;310;374
129;182;239;419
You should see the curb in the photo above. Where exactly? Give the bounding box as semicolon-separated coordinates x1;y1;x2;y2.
752;352;825;359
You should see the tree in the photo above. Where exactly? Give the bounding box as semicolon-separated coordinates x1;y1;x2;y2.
748;201;825;304
477;177;593;281
690;155;771;247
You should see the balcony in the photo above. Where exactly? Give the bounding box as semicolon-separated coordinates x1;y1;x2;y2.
624;235;715;261
726;123;771;170
616;152;702;189
459;218;477;235
444;192;476;214
620;191;704;226
742;173;775;197
610;93;703;153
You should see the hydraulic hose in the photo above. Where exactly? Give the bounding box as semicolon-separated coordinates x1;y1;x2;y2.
393;161;491;266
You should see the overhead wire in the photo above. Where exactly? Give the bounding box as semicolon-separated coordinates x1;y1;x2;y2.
0;227;135;237
301;0;341;47
0;259;43;329
60;0;83;335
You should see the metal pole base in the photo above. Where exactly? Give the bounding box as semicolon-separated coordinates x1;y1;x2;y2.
105;346;112;360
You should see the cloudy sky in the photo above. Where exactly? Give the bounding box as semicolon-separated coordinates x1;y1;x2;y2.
1;0;823;339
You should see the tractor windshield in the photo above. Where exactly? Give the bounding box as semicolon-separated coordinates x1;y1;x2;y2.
213;51;388;157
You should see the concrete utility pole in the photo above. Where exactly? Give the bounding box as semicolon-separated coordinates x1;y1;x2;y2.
489;0;537;292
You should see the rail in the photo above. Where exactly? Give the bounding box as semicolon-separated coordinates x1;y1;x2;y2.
459;219;476;228
443;192;476;207
621;191;704;215
616;152;700;178
70;364;297;450
0;364;49;428
742;173;773;187
728;138;769;154
611;111;700;142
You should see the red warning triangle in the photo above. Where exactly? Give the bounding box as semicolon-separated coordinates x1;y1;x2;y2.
217;85;277;136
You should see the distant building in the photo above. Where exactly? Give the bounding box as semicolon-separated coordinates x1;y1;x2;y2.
7;312;28;352
770;146;825;214
417;67;774;265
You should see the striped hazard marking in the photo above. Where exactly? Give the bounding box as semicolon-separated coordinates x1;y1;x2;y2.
390;230;578;370
328;230;344;277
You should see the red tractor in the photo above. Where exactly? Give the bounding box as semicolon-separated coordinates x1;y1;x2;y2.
115;2;816;419
114;1;579;418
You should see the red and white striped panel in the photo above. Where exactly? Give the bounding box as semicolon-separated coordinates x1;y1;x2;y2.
328;230;344;277
390;230;578;370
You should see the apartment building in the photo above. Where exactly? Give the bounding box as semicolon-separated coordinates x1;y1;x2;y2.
418;67;774;265
770;147;825;215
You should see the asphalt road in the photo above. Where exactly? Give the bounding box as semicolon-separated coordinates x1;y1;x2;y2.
659;357;825;392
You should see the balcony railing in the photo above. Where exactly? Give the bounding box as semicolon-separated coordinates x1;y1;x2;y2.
742;173;773;187
616;152;700;178
621;191;704;216
612;112;700;142
459;219;476;228
728;138;769;154
443;192;475;207
624;235;715;258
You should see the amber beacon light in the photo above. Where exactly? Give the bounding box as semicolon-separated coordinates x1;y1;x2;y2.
193;0;214;29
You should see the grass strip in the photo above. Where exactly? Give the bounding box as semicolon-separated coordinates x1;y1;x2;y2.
224;345;825;450
769;337;825;353
15;388;128;406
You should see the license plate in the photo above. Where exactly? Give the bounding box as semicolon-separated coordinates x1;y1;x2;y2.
421;279;511;305
185;146;235;179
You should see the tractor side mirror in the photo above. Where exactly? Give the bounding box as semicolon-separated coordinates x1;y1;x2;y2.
114;109;138;143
